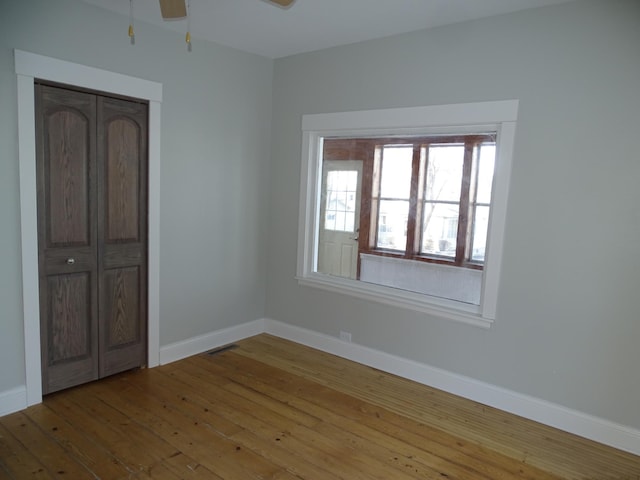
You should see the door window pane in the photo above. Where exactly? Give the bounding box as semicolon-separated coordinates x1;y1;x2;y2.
324;170;357;232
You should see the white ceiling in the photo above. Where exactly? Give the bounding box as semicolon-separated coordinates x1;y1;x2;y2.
81;0;580;58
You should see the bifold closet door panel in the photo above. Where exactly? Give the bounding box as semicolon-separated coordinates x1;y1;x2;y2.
97;95;148;378
36;84;100;394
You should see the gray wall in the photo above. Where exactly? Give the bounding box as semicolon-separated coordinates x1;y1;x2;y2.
0;0;273;392
266;0;640;429
2;0;639;434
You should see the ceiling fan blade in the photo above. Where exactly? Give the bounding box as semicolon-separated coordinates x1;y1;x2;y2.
268;0;296;7
159;0;187;19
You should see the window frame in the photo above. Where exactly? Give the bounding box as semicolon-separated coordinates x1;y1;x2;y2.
297;100;518;328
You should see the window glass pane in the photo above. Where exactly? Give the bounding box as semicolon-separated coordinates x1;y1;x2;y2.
339;191;348;212
324;212;336;230
334;211;346;231
346;190;356;212
425;145;464;202
327;190;338;208
380;146;412;199
347;171;357;190
471;205;490;262
344;211;355;232
324;170;358;232
376;199;408;250
476;144;495;204
421;202;459;257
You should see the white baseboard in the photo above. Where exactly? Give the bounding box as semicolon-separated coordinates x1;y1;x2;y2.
0;386;27;417
3;317;639;457
159;319;265;365
263;318;640;457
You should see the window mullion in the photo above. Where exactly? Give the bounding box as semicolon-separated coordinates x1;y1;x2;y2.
455;140;474;264
370;145;383;249
357;140;375;259
405;144;421;257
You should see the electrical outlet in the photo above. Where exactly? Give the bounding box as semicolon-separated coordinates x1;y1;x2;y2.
339;331;352;342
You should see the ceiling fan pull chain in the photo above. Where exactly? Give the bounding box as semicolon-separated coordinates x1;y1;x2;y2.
128;0;135;45
186;0;192;52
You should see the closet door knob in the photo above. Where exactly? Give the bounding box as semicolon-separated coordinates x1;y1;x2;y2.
66;258;75;265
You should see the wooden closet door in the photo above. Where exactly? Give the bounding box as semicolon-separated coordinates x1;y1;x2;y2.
36;84;148;394
36;85;99;394
97;96;148;377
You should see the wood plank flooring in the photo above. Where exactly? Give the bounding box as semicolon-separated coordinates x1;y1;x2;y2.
1;334;638;479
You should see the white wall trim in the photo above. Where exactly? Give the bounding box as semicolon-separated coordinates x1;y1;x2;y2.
14;49;162;408
0;387;27;417
301;100;519;132
159;319;265;365
263;318;640;456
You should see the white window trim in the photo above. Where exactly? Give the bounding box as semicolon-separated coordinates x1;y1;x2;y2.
297;100;518;329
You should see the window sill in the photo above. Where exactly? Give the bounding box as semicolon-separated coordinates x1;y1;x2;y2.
296;273;493;329
362;249;484;270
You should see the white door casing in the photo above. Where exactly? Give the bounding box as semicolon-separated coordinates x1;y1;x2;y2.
15;49;162;406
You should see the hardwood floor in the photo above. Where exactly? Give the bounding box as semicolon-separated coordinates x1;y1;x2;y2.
1;334;638;479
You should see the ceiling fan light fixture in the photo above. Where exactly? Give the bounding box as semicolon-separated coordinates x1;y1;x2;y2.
145;0;294;53
267;0;296;8
159;0;187;19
